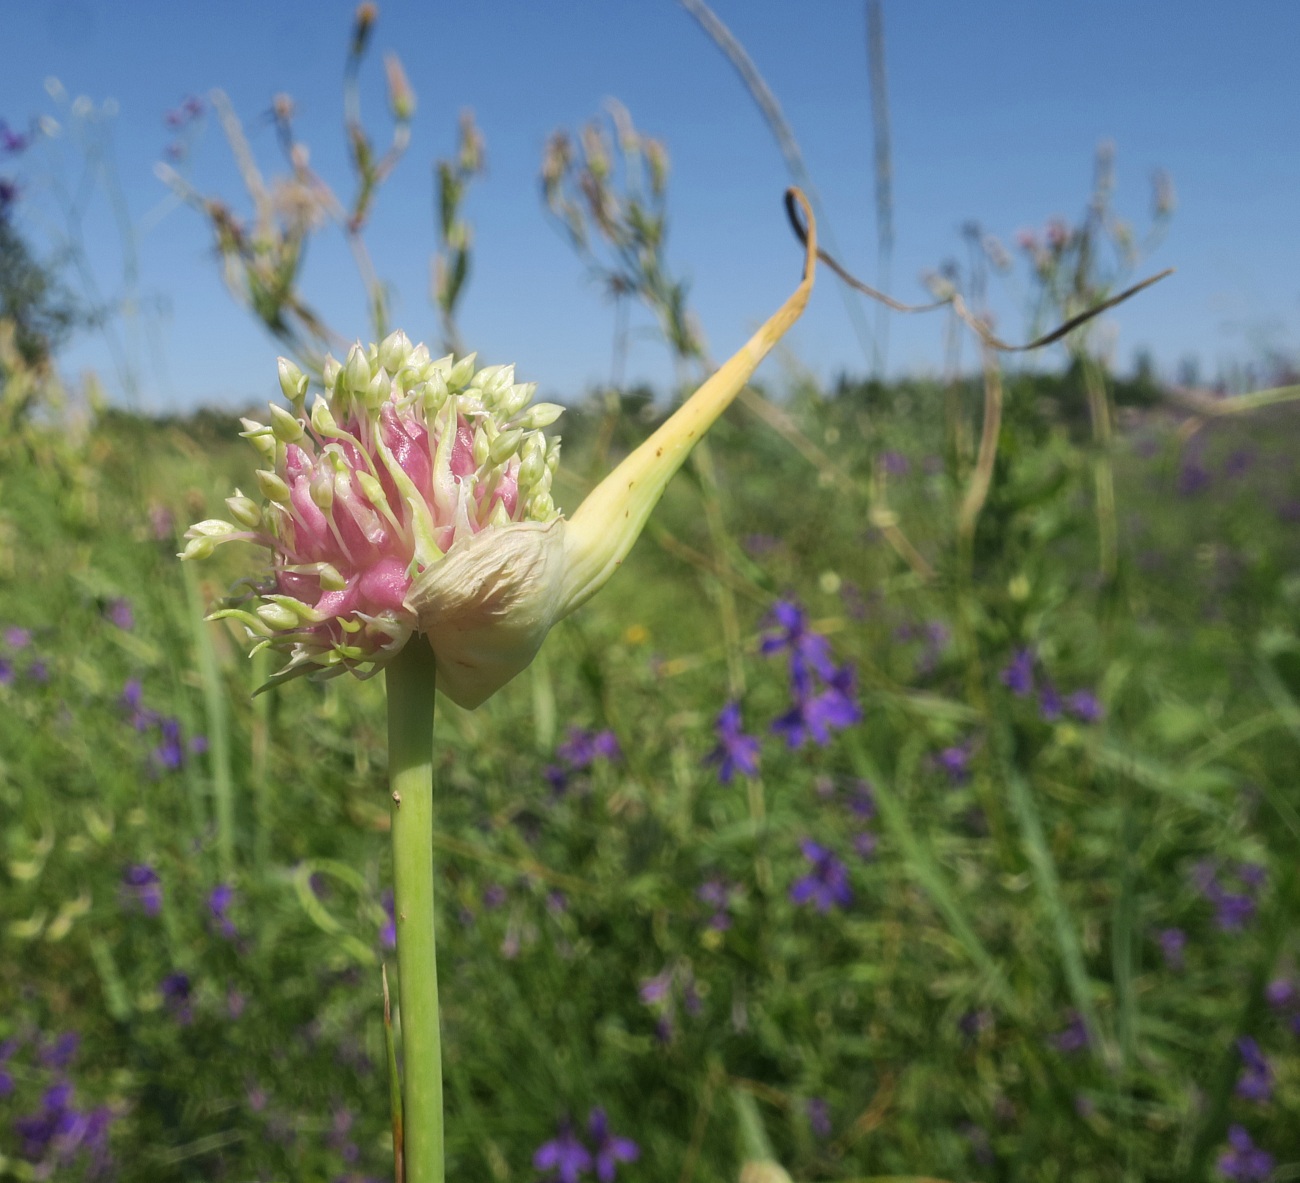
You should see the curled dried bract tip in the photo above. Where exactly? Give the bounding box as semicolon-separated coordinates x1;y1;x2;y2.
783;194;1172;352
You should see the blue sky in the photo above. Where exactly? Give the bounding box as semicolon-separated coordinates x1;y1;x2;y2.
3;0;1299;410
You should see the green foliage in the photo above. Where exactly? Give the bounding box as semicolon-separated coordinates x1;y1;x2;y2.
3;360;1300;1180
0;218;81;369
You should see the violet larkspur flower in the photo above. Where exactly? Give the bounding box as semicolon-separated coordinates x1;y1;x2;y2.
1038;681;1063;721
122;863;162;916
104;598;135;630
208;883;238;940
1000;647;1035;697
181;207;817;709
161;972;193;1024
557;726;621;769
534;1118;593;1183
790;839;853;913
588;1107;639;1182
772;664;861;750
696;878;734;930
1158;927;1186;971
1052;1010;1089;1054
806;1097;832;1139
760;599;836;690
1218;1125;1274;1182
4;626;31;649
1065;690;1104;724
1235;1037;1273;1103
705;701;760;783
935;742;972;786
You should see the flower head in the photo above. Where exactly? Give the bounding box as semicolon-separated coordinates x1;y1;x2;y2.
588;1107;639;1182
790;839;853;913
1219;1125;1274;1182
534;1118;593;1183
706;701;760;783
182;193;817;708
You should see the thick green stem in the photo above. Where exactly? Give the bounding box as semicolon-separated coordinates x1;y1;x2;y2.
386;641;443;1183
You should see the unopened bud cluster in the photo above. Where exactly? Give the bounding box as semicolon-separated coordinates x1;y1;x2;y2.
181;331;563;683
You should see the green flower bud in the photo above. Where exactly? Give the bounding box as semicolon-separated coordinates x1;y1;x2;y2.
447;352;477;391
257;601;302;630
239;418;278;463
472;426;490;467
515;401;564;430
489;428;524;466
277;357;309;405
365;367;392;407
498;381;535;419
309;470;334;509
379;329;413;373
518;448;546;489
318;562;346;591
225;493;262;528
256;469;292;503
322;353;342;391
268;403;305;443
311;395;341;438
179;536;216;561
344;343;372;394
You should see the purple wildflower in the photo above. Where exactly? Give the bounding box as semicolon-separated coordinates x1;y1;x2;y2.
1001;648;1035;697
27;660;48;683
483;883;508;910
790;839;853;913
852;831;878;860
1265;978;1296;1012
772;665;860;750
935;742;972;786
4;626;31;649
119;679;157;731
557;727;621;770
847;779;876;819
880;449;911;476
0;658;11;685
1218;1125;1274;1181
380;890;396;949
588;1107;639;1182
1051;1010;1089;1054
1038;681;1063;721
639;969;672;1006
705;701;760;783
104;598;135;630
804;664;862;737
1213;890;1258;933
1065;690;1104;724
1158;927;1186;971
761;599;836;690
534;1119;593;1183
696;878;733;930
160;972;193;1024
152;718;186;771
1235;1037;1273;1103
38;1031;79;1070
122;864;162;916
543;763;570;795
806;1097;832;1139
208;884;238;940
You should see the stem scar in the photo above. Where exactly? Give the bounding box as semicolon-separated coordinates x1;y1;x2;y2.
392;791;401;807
